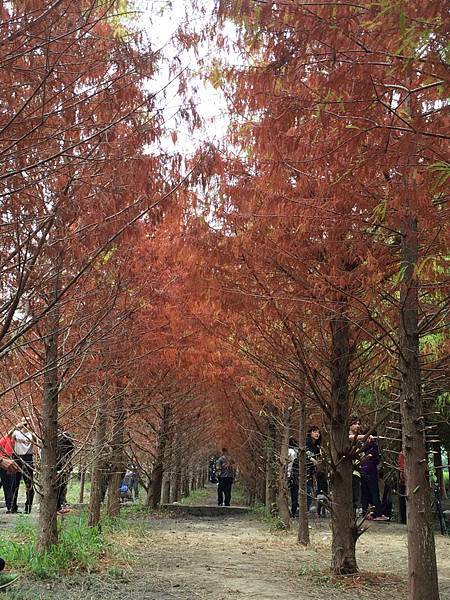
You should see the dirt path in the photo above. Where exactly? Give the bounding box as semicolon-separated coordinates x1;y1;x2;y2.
3;487;450;600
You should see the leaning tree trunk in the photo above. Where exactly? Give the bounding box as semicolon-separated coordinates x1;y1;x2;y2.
88;401;107;527
38;254;62;551
150;404;170;509
329;312;358;575
399;213;439;600
297;400;310;545
277;408;291;529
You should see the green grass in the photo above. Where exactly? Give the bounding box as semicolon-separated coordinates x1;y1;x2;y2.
250;501;287;531
0;513;106;579
180;487;210;505
65;477;91;504
230;481;247;505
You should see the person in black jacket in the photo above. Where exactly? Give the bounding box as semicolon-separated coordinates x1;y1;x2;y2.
289;455;299;518
306;426;322;511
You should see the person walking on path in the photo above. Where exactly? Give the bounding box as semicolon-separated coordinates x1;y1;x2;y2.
216;448;235;507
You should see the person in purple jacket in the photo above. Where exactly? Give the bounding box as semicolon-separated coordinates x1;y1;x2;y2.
360;432;389;521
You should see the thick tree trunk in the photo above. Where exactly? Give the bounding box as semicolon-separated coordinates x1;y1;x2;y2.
150;404;170;508
37;256;62;551
329;312;358;575
297;401;309;545
106;395;126;518
277;408;291;529
399;214;439;600
88;402;107;527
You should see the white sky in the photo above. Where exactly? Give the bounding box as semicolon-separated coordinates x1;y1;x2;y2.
132;0;233;156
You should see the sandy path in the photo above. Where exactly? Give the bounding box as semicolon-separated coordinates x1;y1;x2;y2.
2;487;449;600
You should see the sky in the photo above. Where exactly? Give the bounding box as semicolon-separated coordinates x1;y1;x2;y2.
132;0;233;156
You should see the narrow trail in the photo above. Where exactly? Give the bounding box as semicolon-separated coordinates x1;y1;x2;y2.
3;485;450;600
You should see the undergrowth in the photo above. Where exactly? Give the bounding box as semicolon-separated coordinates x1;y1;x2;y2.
0;512;121;579
179;487;210;505
250;501;287;531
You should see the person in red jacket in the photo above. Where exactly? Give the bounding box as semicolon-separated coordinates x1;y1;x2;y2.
0;431;16;513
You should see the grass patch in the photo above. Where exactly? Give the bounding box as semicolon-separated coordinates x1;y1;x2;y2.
180;487;210;505
0;513;106;579
230;481;247;505
65;477;91;504
250;501;287;531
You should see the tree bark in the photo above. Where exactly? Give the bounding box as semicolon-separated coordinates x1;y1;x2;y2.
37;254;62;551
277;408;291;529
297;401;310;545
265;408;277;514
106;394;126;518
329;312;358;575
399;213;439;600
150;404;170;508
88;401;107;527
170;444;181;503
79;465;86;504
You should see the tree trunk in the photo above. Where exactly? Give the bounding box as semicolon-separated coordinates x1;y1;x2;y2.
329;312;358;575
106;394;126;518
79;465;86;504
150;404;170;509
88;402;107;527
161;436;172;504
182;465;190;497
265;409;277;514
170;444;181;503
145;472;153;506
399;213;439;600
37;255;62;551
297;401;310;545
277;408;291;529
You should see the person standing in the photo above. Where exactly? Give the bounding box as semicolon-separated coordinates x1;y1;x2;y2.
11;418;37;514
348;416;364;513
360;435;389;520
0;430;16;513
216;448;235;507
306;426;322;511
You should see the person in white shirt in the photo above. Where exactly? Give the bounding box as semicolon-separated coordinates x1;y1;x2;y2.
11;418;36;514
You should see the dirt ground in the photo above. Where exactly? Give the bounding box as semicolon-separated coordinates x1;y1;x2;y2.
2;487;450;600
